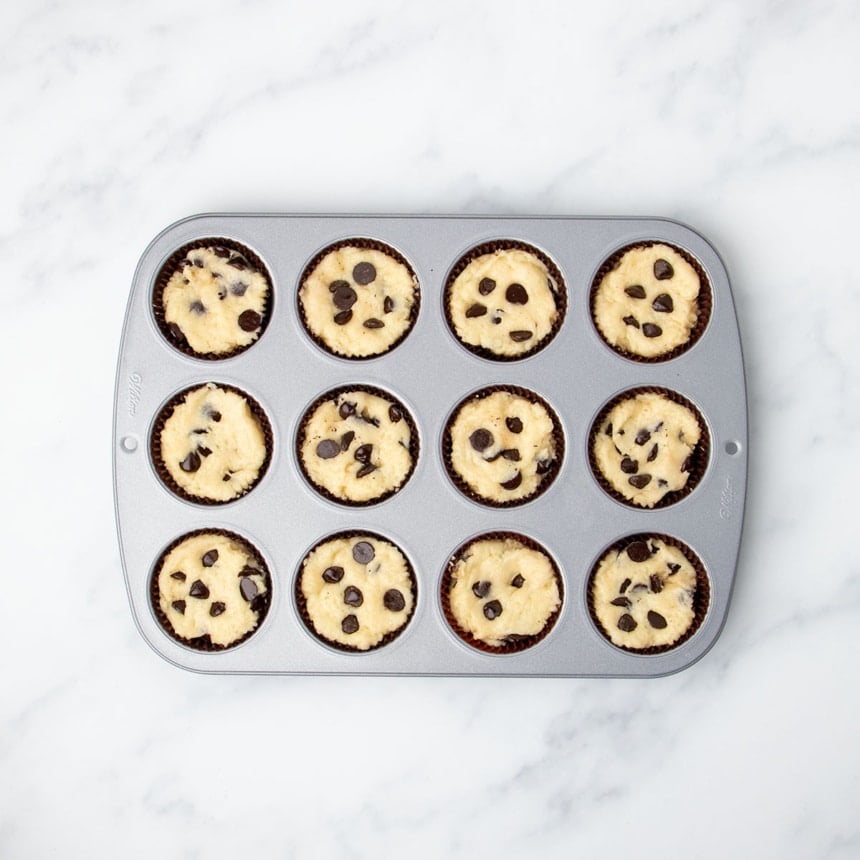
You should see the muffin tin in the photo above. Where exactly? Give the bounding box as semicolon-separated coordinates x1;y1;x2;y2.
113;214;747;676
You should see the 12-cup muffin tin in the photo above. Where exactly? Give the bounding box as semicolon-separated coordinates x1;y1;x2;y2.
113;214;747;676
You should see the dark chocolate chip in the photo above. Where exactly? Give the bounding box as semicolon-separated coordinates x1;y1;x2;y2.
383;296;394;314
239;577;259;601
647;610;668;629
471;580;491;598
388;404;402;423
212;246;231;259
535;458;553;475
501;448;521;461
617;613;637;632
207;408;222;422
170;571;187;581
352;541;375;564
358;409;380;427
500;471;522;490
478;277;496;295
209;602;226;617
230;282;248;297
191;257;204;268
383;589;406;612
344;586;363;607
654;259;674;280
338;401;356;419
333;309;353;325
222;472;232;481
491;314;503;325
202;550;219;567
197;446;212;458
610;596;631;608
483;599;503;620
363;318;385;329
658;479;668;487
619;577;632;593
628;474;652;489
316;439;340;459
228;255;248;271
642;323;662;338
332;283;357;310
509;330;533;342
650;574;663;593
623;315;640;328
189;580;210;599
329;279;350;292
189;300;206;314
469;428;494;451
647;443;659;462
506;417;523;434
238;309;262;332
340;430;355;451
354;443;373;463
624;285;647;299
323;566;345;583
171;600;186;614
352;262;376;285
465;303;487;318
620;456;638;474
681;455;692;473
626;541;651;562
668;563;681;574
652;293;674;313
180;452;201;473
635;429;652;446
505;283;528;305
341;614;359;634
511;574;525;588
356;463;377;478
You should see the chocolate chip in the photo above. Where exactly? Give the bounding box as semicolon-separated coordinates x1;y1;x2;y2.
316;439;340;459
344;586;363;607
650;574;663;593
535;458;553;475
652;293;674;313
202;550;219;567
352;541;375;564
238;309;262;332
617;613;637;632
239;577;259;601
483;599;503;620
465;303;487;318
189;580;209;599
356;463;377;478
209;602;226;617
668;563;681;575
500;471;522;490
317;568;345;588
383;589;406;611
623;315;640;328
388;404;402;423
191;257;204;268
626;541;651;562
642;323;662;338
206;408;222;422
189;300;206;314
363;318;385;329
610;597;632;611
509;330;533;342
230;282;248;297
197;446;212;458
471;580;491;598
647;444;659;462
620;456;638;474
332;283;357;310
338;401;356;419
171;600;186;614
358;409;380;427
491;314;503;325
506;417;523;434
628;474;652;489
383;296;394;313
212;246;231;258
333;309;353;325
352;262;376;284
647;610;668;629
681;455;692;473
501;448;521;461
619;577;631;593
340;430;355;451
170;571;187;581
505;283;528;304
635;429;651;446
228;255;248;271
329;279;349;293
624;285;646;299
341;614;359;634
180;452;201;473
469;428;493;451
354;443;373;463
654;259;674;280
478;277;496;295
222;472;232;481
511;574;525;588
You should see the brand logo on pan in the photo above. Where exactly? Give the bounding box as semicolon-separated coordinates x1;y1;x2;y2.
127;372;142;416
719;477;736;520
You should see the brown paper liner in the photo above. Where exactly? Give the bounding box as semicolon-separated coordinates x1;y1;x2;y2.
295;384;419;507
443;239;567;361
150;382;273;506
152;237;273;360
587;533;710;655
442;385;564;508
589;241;712;362
441;531;564;655
588;386;710;509
294;530;418;653
150;527;272;652
297;237;420;360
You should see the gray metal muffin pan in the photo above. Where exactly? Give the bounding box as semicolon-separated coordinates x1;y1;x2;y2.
113;214;747;676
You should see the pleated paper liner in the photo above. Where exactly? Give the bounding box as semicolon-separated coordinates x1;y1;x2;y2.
295;384;420;507
297;237;421;359
150;527;272;652
589;240;713;362
588;385;710;510
587;533;710;656
294;530;418;653
150;381;273;506
442;384;564;508
152;237;273;360
443;238;567;361
441;531;564;655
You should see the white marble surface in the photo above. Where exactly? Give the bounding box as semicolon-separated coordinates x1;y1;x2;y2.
2;0;858;857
